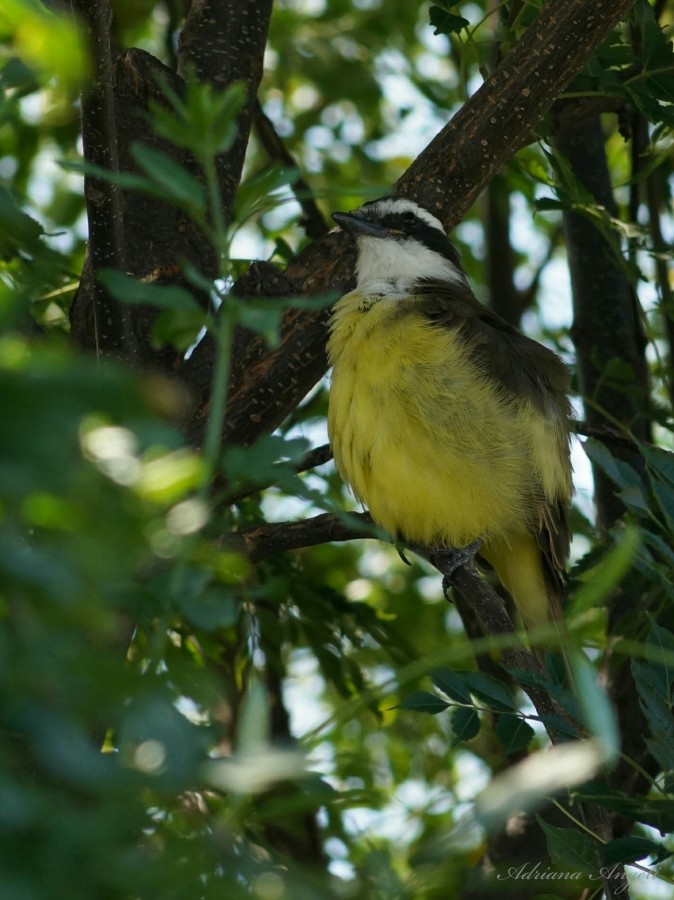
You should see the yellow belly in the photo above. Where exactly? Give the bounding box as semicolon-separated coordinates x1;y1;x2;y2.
327;294;557;549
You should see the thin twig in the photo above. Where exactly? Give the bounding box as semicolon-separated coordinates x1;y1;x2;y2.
572;419;639;450
225;511;373;561
253;99;329;240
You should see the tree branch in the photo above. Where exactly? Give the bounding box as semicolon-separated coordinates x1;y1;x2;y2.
225;511;373;562
485;173;521;326
253;99;329;240
177;0;274;223
553;113;650;527
395;0;637;219
70;49;216;370
71;0;137;360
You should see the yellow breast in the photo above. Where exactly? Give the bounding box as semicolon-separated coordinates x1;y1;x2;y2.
327;291;563;548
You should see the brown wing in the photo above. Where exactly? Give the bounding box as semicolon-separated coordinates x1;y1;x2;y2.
413;281;571;411
411;280;573;581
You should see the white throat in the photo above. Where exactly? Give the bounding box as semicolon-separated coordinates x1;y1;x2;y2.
355;234;464;294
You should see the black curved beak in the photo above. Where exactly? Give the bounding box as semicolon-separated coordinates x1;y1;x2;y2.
332;211;389;238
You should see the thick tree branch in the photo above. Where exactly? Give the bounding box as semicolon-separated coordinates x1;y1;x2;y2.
70;49;216;369
397;0;637;218
71;0;137;360
72;2;274;372
485;174;521;326
555;114;650;528
177;0;273;224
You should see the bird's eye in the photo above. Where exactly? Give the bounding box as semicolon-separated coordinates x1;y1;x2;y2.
402;212;417;228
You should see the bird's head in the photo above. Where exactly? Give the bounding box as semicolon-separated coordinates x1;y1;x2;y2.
332;197;465;293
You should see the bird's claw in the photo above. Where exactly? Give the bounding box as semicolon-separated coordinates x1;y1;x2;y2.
427;539;483;593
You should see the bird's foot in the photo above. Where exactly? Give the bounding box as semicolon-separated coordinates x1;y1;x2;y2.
396;539;412;566
426;540;483;598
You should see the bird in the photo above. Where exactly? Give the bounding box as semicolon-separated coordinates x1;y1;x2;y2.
327;196;573;634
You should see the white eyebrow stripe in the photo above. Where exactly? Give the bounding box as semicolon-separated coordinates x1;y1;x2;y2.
365;197;445;233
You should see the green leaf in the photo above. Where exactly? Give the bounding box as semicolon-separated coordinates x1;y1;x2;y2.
222;434;311;492
398;691;449;714
504;665;581;725
236;673;270;752
647;616;674;661
234;298;285;347
135;449;206;504
569;525;640;615
235;164;300;223
601;836;667;867
537;713;582;741
199;81;247;155
61;158;157;194
177;587;238;632
570;651;619;763
130;144;206;215
652;478;674;530
631;540;672;591
0;56;35;89
0;185;43;256
635;0;674;71
494;715;534;755
642;528;674;569
632;620;674;772
574;784;674;832
273;237;295;264
429;7;469;35
451;707;480;745
617;482;651;516
151;308;208;351
98;269;201;311
583;438;645;494
461;671;516;712
534;197;566;213
431;668;472;704
538;819;598;874
642;444;674;489
151;78;247;159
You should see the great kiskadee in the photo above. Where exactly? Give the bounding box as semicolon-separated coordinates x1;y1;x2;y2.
327;197;573;632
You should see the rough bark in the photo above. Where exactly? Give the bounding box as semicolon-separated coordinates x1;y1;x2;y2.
395;0;637;220
71;0;274;379
70;48;216;370
485;174;522;326
177;0;274;225
70;0;135;360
